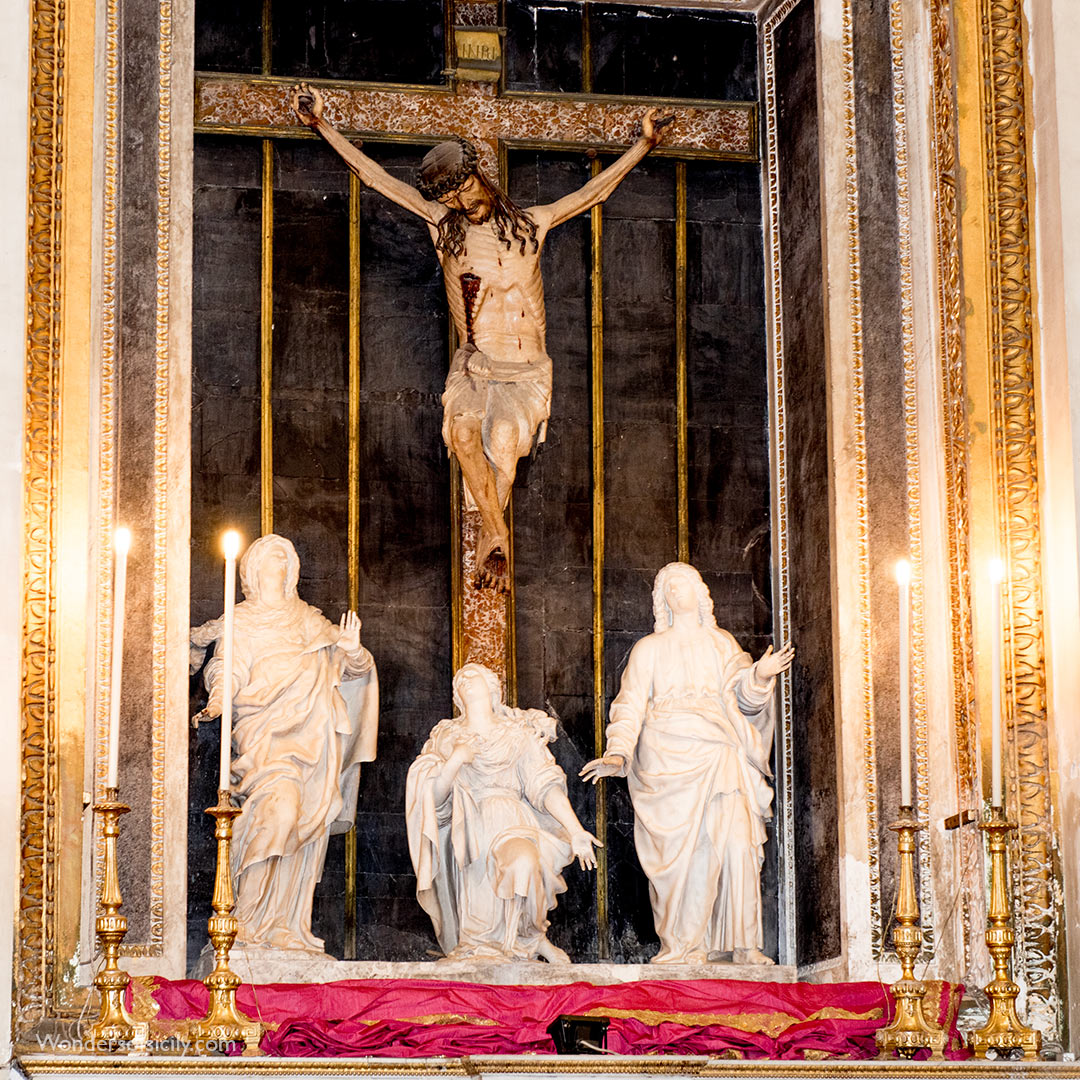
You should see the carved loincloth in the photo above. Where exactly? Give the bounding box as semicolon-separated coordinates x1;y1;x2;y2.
441;343;552;484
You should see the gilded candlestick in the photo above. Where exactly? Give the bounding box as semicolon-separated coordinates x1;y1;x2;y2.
88;789;149;1052
969;807;1042;1059
876;805;947;1059
190;789;263;1055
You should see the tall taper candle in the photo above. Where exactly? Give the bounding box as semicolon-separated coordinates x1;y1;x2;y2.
219;530;242;792
989;558;1004;808
896;559;912;807
107;528;131;789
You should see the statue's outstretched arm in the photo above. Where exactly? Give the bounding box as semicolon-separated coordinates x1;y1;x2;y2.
537;108;674;230
291;83;442;225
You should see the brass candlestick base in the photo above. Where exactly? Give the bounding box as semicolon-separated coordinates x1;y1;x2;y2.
969;807;1042;1060
88;789;150;1053
876;805;947;1060
190;790;263;1056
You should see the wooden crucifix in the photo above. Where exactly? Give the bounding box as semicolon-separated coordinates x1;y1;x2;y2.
195;73;755;685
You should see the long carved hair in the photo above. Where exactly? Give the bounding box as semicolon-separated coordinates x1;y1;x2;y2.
652;562;719;634
434;173;539;258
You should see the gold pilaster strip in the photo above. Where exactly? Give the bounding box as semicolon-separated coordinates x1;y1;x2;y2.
977;0;1057;1035
260;0;272;76
838;0;882;957
675;161;688;563
760;0;799;966
888;0;934;950
260;138;274;535
589;156;609;959
581;2;593;95
929;0;978;973
21;0;65;1025
149;0;174;955
344;170;362;961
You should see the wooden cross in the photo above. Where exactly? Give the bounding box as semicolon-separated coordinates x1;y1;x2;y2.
194;72;757;686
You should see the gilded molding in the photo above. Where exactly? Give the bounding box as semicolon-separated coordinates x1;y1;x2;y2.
93;0;120;878
887;0;934;951
760;0;800;966
146;0;173;956
929;0;980;974
20;0;65;1025
838;0;881;959
979;0;1059;1034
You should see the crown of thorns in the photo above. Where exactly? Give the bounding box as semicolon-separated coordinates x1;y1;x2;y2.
417;136;480;201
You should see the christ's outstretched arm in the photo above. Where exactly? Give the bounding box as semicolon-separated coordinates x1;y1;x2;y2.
292;83;443;225
534;108;674;230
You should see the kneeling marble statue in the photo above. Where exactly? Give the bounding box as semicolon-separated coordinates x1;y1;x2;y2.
581;562;793;965
190;534;379;953
407;663;600;963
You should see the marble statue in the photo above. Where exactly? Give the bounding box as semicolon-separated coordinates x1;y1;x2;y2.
406;663;600;963
190;534;378;953
292;83;672;591
581;562;794;965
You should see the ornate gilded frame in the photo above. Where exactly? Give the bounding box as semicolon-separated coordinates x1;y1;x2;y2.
16;0;1069;1050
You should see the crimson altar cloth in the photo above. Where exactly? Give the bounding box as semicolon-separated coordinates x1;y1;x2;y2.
130;975;966;1059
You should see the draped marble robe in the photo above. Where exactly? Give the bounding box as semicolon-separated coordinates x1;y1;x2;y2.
193;589;378;952
604;627;776;963
406;709;573;962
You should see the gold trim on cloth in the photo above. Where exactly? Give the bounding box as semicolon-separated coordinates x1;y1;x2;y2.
584;1006;883;1039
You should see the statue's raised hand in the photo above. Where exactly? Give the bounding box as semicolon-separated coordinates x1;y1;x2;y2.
755;641;795;680
291;82;324;127
336;610;362;654
641;107;675;146
579;753;627;784
570;828;603;871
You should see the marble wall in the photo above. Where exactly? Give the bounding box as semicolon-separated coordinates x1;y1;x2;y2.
509;150;773;963
773;0;840;969
189;137;453;965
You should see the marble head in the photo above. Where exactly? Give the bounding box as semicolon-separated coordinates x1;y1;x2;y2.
652;562;719;633
239;533;301;603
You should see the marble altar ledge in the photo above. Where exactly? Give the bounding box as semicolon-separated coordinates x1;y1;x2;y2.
193;946;797;985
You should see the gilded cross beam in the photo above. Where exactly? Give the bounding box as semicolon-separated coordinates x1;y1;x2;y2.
194;77;758;170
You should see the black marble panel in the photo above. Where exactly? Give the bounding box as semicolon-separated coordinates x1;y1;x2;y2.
505;0;584;93
775;0;841;966
271;140;350;618
853;0;912;944
195;0;262;74
190;138;453;965
272;0;446;85
508;150;598;960
114;0;176;940
590;6;756;101
511;148;773;962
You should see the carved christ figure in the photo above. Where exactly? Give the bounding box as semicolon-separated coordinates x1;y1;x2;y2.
292;84;672;590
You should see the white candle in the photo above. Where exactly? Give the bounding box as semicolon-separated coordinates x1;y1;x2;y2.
107;527;131;790
989;558;1005;808
219;530;242;792
896;559;912;807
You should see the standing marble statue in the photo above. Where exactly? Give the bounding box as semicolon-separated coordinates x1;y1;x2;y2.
406;663;600;963
292;83;672;591
190;534;378;953
581;562;794;965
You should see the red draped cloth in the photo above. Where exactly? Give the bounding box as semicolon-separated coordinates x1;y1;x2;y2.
129;976;967;1059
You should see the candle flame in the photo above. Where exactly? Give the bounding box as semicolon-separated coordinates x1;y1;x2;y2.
894;558;911;585
988;557;1005;584
114;527;131;556
222;529;242;560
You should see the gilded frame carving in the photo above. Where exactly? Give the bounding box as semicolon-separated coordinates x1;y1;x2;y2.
15;0;1069;1049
